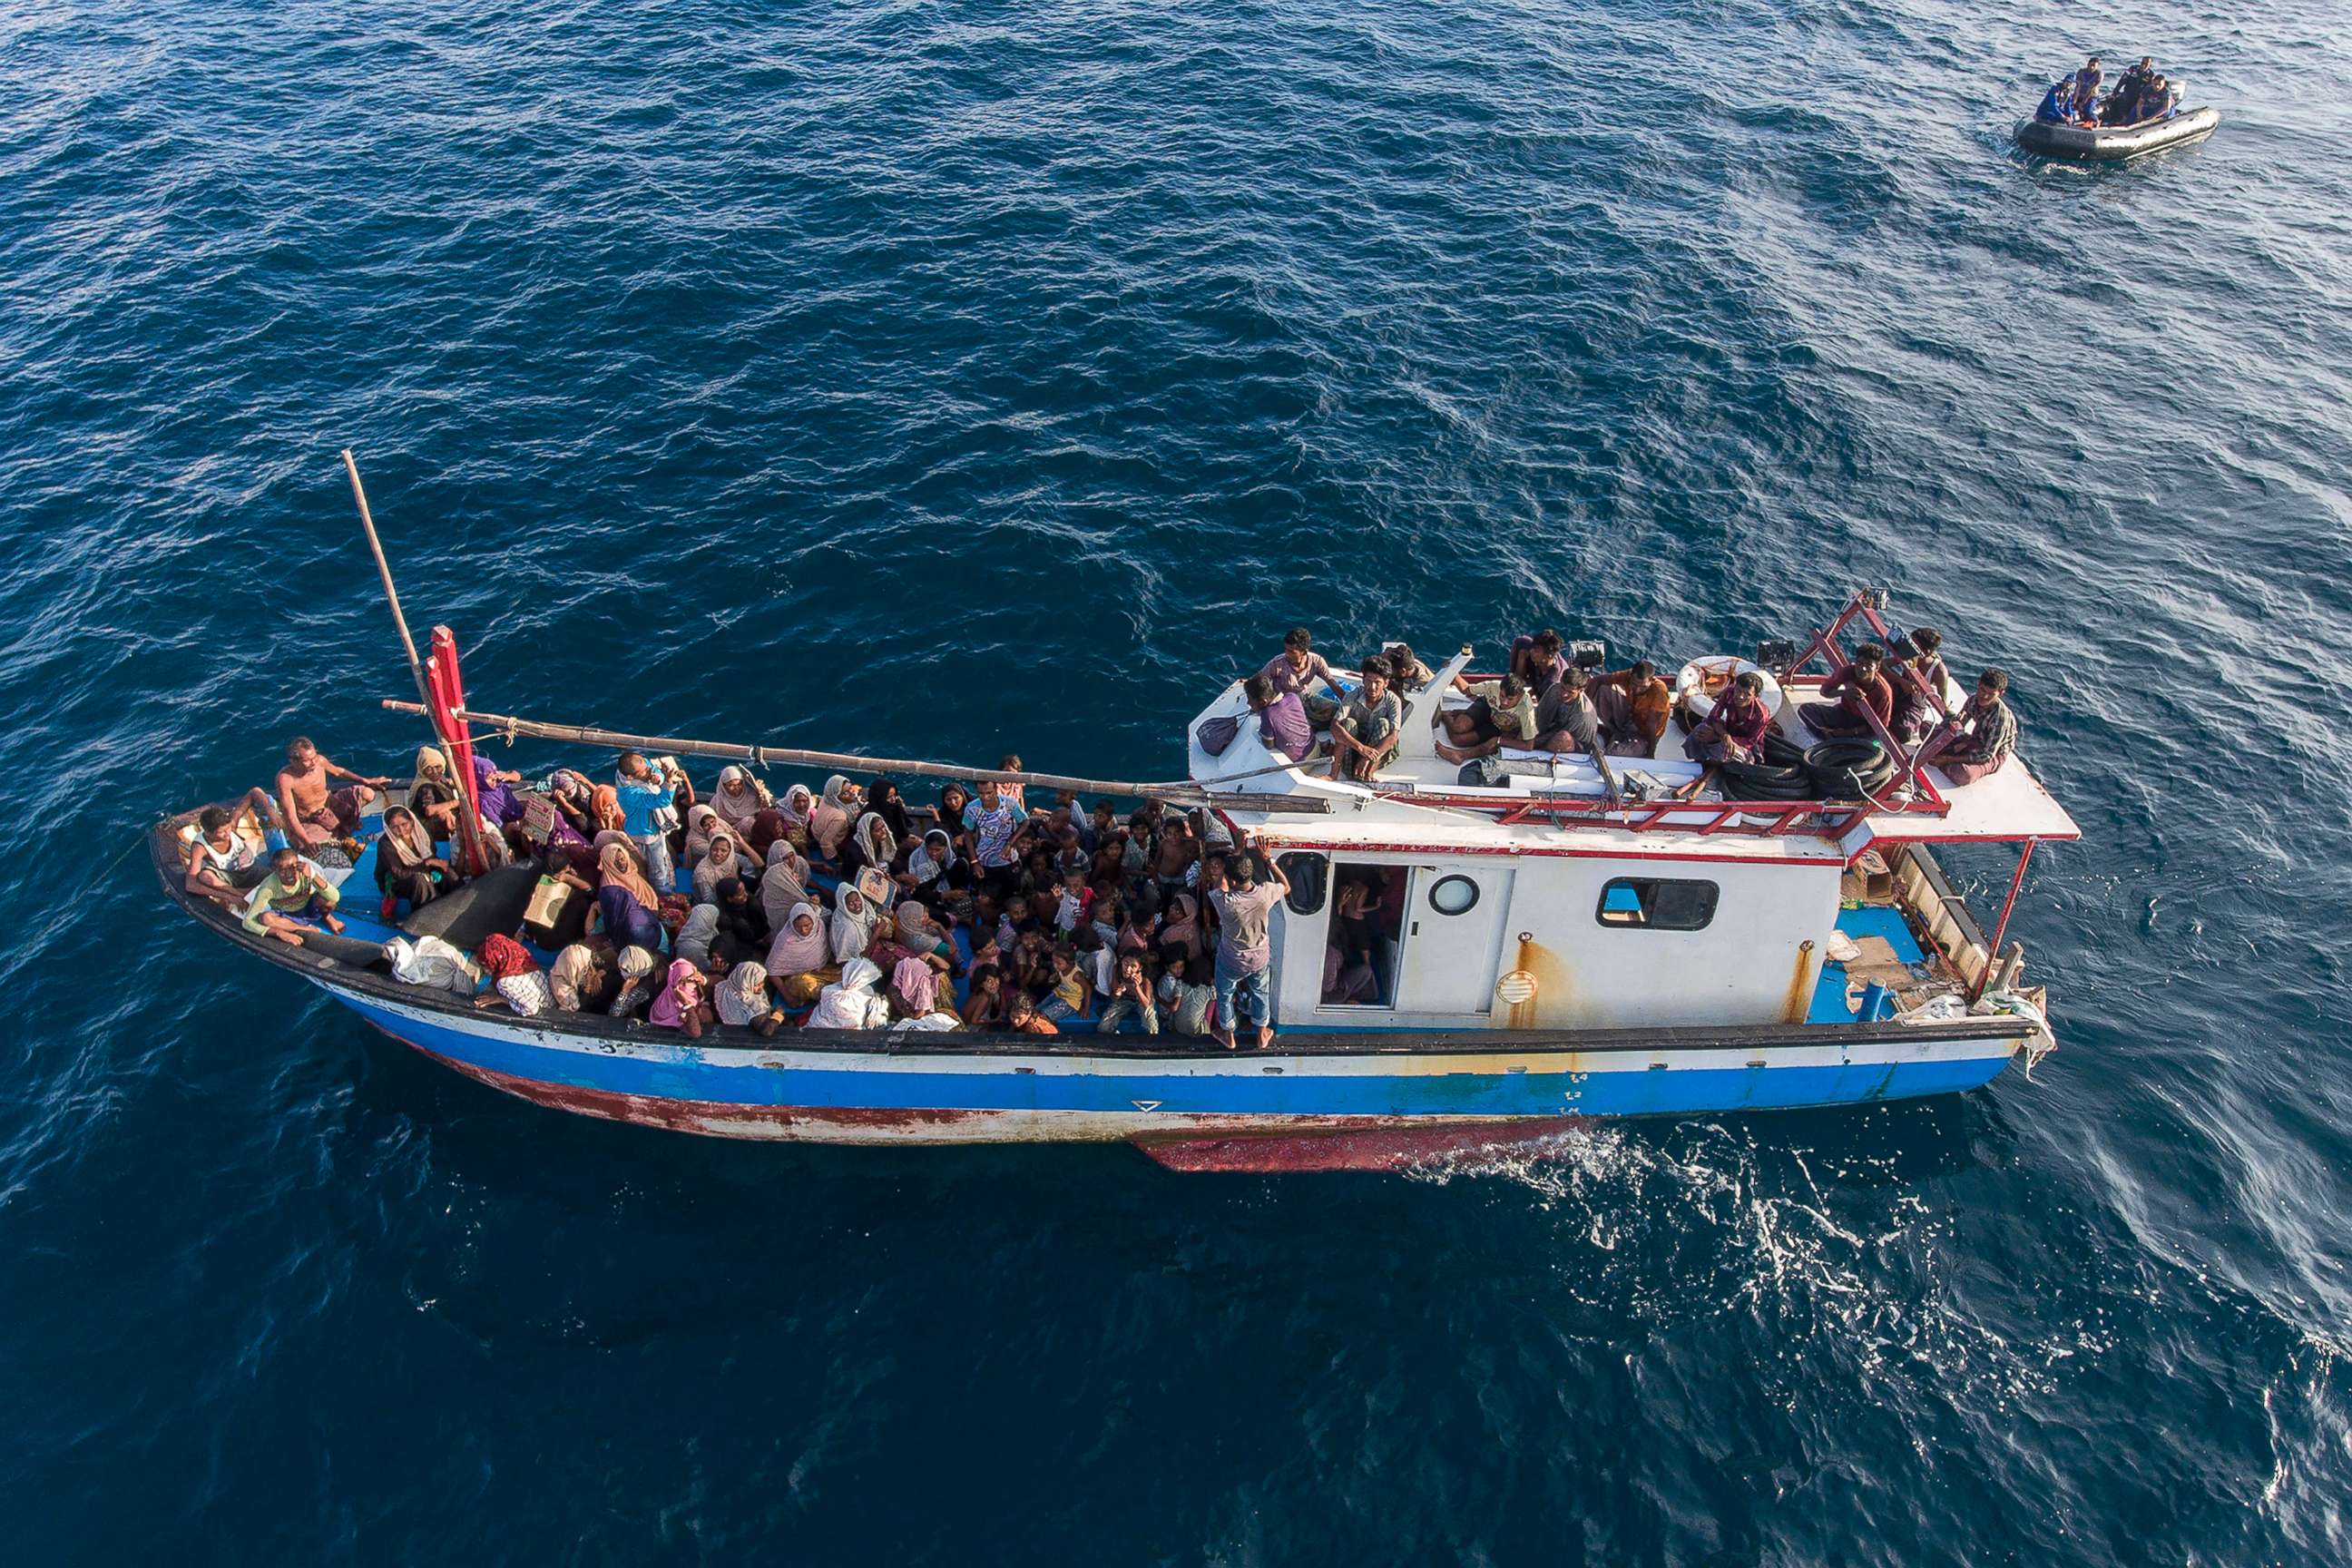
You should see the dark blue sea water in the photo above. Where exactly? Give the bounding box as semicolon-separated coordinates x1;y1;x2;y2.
7;1;2352;1561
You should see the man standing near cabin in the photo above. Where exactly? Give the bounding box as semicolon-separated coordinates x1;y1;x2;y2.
1202;825;1290;1052
276;737;387;857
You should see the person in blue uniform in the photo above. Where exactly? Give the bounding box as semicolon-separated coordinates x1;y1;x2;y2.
2133;74;2179;124
2035;79;2077;124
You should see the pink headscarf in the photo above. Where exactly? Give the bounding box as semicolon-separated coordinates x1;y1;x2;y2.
891;956;938;1015
650;959;705;1029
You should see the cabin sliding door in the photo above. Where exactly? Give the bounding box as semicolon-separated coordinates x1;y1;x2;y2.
1393;865;1515;1015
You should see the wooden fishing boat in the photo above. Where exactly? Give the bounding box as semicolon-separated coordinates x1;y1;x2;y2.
155;561;2073;1170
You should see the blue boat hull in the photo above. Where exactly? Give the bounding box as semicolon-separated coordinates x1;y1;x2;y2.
332;984;2027;1157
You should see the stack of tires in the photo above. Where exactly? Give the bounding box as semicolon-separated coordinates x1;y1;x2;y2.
1718;736;1897;802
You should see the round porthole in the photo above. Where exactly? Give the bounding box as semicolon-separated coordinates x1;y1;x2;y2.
1427;874;1480;916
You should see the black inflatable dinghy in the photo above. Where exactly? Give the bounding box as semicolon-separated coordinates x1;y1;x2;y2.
2015;105;2218;162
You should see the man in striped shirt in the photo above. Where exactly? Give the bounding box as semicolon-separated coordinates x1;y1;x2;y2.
1918;669;2019;784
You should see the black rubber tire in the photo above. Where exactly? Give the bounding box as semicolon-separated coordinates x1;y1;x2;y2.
1805;739;1886;771
1719;760;1815;800
1758;730;1808;768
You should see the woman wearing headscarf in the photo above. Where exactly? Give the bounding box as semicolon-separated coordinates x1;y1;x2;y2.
408;747;464;839
900;828;965;904
375;805;456;909
1158;892;1209;971
773;783;816;857
543;770;598;843
809;776;858;862
710;765;768;838
609;945;658;1017
593;841;668;955
890;899;962;975
714;960;784;1036
674;903;722;970
682;805;725;870
807;957;888;1031
760;844;816;932
649;958;713;1038
475;934;551;1017
548;944;609;1013
867;780;915;844
691;830;750;906
590;784;626;836
888;956;948;1024
764;902;836;1007
828;886;881;965
839;811;899;887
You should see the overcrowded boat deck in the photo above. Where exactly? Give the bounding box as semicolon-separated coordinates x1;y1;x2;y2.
156;579;2077;1168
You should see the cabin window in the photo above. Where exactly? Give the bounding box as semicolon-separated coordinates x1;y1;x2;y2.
1595;877;1718;931
1426;874;1481;916
1279;853;1328;916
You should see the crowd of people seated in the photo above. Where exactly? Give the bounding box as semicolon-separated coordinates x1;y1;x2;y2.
188;622;2023;1042
2036;55;2182;128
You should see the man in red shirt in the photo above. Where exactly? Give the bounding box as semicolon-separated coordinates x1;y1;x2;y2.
1799;643;1895;740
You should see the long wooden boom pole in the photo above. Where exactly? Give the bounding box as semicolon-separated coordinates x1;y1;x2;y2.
377;699;1329;812
342;450;431;710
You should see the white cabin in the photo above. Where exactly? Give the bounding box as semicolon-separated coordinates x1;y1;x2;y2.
1186;632;2079;1036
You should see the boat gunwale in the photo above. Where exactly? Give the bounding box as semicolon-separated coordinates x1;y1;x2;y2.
151;812;2031;1063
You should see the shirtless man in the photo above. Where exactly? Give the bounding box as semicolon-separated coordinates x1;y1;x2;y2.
276;737;387;854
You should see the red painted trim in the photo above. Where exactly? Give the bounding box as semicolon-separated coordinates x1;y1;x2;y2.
1257;837;1840;867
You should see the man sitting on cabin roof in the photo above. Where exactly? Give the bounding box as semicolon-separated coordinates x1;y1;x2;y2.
241;847;345;946
1510;629;1567;694
1592;661;1673;758
1674;669;1772;799
1436;670;1536;764
1532;664;1604;756
1327;657;1404;781
1799;642;1895;740
1914;668;2019;784
1259;627;1341;727
1243;672;1316;763
276;737;387;859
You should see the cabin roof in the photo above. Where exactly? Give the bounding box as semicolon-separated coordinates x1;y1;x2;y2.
1187;645;2080;863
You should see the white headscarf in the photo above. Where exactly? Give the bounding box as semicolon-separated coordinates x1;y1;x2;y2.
854;811;898;869
907;828;956;884
675;904;720;968
714;960;770;1028
711;766;765;833
829;887;880;964
808;957;887;1030
765;901;829;975
759;848;811;929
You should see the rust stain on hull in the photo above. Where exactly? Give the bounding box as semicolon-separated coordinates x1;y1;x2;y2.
1782;939;1818;1024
